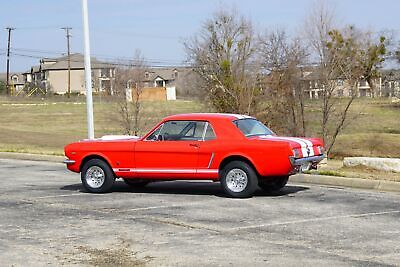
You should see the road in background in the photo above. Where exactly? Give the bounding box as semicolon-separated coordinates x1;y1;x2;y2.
0;159;399;266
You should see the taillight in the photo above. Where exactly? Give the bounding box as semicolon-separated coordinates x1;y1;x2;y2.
292;148;301;158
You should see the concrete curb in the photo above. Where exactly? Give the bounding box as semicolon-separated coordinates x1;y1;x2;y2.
0;152;64;163
290;174;400;193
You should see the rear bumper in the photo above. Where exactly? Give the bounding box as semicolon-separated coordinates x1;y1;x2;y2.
289;154;325;173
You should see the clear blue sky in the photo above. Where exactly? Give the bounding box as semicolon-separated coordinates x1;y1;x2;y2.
1;0;399;72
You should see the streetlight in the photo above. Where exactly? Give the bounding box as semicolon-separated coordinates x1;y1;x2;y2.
82;0;94;139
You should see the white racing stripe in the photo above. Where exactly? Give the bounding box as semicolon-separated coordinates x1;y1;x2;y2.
288;137;315;157
227;114;254;119
259;135;314;157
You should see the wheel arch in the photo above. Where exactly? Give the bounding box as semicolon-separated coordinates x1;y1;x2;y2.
219;154;260;176
80;153;114;174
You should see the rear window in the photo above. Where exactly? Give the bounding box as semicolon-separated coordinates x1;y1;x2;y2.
233;119;274;137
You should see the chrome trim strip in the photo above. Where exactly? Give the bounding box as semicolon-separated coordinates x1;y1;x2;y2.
197;169;219;174
112;168;219;174
63;159;76;164
201;122;209;141
207;152;215;168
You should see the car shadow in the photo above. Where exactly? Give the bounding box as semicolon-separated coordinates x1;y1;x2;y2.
60;180;309;198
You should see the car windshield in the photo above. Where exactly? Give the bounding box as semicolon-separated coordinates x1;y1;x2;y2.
233;119;274;137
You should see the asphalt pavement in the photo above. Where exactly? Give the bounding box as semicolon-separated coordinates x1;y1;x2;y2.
0;158;400;266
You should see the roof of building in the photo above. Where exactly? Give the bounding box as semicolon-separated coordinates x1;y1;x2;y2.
0;72;25;84
144;67;179;82
40;53;114;71
31;65;40;73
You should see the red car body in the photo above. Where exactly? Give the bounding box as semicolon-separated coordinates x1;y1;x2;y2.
64;113;324;197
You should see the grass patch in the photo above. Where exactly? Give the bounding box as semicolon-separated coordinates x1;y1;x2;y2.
0;96;209;155
313;159;400;182
306;170;344;177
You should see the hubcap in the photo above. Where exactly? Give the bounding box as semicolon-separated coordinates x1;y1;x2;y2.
226;168;248;193
85;166;105;189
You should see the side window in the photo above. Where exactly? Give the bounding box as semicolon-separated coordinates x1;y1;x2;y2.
148;120;208;141
146;124;163;141
204;123;216;140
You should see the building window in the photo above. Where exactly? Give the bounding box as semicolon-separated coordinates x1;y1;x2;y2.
155;80;164;87
100;68;110;77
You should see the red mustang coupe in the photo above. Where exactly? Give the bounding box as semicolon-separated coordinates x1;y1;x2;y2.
64;113;324;198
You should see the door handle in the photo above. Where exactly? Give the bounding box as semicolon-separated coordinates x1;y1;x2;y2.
189;143;199;148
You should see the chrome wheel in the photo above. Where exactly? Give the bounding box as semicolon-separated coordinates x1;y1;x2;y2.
226;168;248;193
85;166;105;189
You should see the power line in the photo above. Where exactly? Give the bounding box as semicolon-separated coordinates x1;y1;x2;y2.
8;48;187;67
10;52;189;68
3;25;182;40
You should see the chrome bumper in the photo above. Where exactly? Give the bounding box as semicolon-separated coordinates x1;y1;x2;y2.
63;159;76;165
289;154;325;173
290;154;325;166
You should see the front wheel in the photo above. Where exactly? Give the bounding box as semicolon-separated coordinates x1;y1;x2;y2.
81;159;115;193
259;176;289;192
220;161;258;198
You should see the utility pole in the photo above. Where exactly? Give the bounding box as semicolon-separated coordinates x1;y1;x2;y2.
82;0;94;139
5;27;15;96
61;27;72;98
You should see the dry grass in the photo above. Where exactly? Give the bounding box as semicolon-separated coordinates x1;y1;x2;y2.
304;98;400;159
310;159;400;182
0;96;207;155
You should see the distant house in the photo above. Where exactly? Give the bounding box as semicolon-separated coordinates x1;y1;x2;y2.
126;67;195;101
381;69;400;97
301;67;383;99
0;72;26;94
28;53;115;94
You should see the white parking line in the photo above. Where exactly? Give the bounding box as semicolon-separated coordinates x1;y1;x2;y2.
35;193;85;199
125;202;202;212
232;210;400;231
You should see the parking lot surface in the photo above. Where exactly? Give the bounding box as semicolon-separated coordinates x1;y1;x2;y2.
1;158;400;266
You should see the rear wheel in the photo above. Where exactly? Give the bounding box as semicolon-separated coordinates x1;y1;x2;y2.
220;161;258;198
81;159;115;193
123;179;150;187
259;176;289;192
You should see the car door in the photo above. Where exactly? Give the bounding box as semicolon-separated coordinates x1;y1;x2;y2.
134;120;206;178
196;122;219;179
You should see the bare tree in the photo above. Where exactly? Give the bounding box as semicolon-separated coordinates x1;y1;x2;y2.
303;0;337;64
308;26;386;156
258;29;308;136
185;9;261;115
114;50;146;135
303;2;387;157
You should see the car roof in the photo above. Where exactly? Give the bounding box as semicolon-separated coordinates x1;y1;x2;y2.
163;113;255;121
